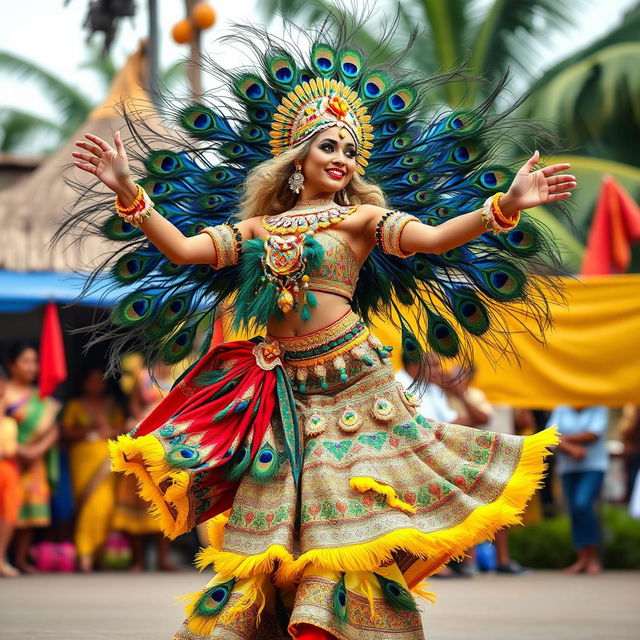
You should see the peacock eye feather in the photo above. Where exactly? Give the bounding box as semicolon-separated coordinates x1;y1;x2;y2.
332;574;348;624
112;292;159;326
102;215;140;241
145;150;197;177
265;52;298;89
500;220;539;257
360;71;390;101
111;250;160;284
374;574;419;612
224;441;252;481
338;49;363;83
449;289;490;336
192;579;236;618
311;43;336;76
179;105;236;142
250;440;281;483
426;309;460;358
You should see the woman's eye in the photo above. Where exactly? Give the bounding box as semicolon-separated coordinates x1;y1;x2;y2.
320;143;334;152
345;150;356;158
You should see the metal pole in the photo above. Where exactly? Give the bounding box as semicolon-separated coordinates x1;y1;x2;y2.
147;0;161;110
185;0;203;99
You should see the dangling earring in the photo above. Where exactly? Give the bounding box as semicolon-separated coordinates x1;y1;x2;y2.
288;164;304;194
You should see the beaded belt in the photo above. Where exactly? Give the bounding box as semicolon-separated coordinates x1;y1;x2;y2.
266;310;393;392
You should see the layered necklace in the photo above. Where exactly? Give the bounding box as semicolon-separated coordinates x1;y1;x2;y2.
262;200;355;235
258;201;357;315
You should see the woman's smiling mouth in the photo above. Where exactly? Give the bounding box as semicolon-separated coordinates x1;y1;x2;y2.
326;168;345;180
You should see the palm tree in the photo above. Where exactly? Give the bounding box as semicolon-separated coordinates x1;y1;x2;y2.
260;0;640;271
0;44;185;153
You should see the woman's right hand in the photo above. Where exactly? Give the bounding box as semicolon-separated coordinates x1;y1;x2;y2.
72;131;138;204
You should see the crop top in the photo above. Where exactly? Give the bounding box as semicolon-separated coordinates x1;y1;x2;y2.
305;230;360;301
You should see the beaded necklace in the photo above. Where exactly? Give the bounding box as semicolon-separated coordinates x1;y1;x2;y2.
258;205;357;315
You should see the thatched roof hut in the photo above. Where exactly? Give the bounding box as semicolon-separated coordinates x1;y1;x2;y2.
0;42;164;272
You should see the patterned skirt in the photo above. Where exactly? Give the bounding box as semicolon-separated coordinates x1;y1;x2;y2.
110;310;557;639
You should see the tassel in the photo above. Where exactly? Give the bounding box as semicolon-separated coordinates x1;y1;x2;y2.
296;367;308;393
333;355;348;382
307;291;318;307
412;581;437;604
301;303;311;322
314;364;328;390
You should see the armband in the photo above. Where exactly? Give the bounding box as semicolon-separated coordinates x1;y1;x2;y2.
199;223;242;268
375;211;420;258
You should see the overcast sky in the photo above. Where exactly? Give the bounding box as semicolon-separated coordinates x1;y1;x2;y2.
0;0;636;151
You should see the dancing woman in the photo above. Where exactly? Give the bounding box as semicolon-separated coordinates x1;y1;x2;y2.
67;17;573;640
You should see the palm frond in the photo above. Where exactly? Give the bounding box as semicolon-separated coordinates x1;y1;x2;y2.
0;51;93;128
466;0;585;105
0;107;64;152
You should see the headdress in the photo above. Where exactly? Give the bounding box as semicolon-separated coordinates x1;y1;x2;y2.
269;77;373;173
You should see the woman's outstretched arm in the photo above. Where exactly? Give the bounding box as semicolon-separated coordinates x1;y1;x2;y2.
364;151;575;256
72;131;251;265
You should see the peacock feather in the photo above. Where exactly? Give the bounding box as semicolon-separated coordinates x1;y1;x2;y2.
332;574;348;624
58;11;565;379
374;573;419;613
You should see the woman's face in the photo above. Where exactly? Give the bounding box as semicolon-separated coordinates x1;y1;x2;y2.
9;348;39;385
299;126;357;197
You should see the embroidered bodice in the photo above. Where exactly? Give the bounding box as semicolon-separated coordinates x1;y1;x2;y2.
305;230;360;302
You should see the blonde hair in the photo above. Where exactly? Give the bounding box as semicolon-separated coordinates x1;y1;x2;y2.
237;139;387;220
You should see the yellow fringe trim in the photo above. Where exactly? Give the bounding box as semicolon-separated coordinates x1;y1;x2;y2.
108;434;191;539
411;581;437;604
349;476;417;514
206;510;231;550
195;543;294;579
277;427;558;585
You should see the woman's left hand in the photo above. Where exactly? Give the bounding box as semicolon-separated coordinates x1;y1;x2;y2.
501;150;575;216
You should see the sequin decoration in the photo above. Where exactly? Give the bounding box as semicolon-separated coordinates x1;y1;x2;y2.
338;406;361;433
372;396;396;422
305;414;327;437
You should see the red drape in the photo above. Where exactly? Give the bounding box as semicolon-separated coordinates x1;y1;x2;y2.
581;176;640;275
39;302;67;399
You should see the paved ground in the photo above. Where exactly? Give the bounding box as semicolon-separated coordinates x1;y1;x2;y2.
0;570;637;639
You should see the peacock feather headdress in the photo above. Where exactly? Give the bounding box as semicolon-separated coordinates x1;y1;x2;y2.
57;9;566;384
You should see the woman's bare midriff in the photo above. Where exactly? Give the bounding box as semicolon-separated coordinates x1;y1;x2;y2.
253;208;374;338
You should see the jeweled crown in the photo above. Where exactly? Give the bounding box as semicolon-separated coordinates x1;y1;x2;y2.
269;77;374;174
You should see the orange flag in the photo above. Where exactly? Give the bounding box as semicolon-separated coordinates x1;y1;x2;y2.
581;176;640;275
39;302;67;398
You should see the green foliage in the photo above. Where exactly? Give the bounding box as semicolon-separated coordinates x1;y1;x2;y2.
508;505;640;569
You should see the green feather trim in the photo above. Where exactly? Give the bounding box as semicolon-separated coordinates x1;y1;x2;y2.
303;234;324;270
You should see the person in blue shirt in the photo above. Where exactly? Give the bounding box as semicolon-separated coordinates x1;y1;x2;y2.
548;405;609;574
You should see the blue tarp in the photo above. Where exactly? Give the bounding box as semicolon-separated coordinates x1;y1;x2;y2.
0;270;121;313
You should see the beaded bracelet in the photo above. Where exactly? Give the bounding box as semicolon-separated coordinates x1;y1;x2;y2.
481;192;520;234
114;184;155;227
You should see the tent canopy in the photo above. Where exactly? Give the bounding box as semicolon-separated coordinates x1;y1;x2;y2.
0;269;125;313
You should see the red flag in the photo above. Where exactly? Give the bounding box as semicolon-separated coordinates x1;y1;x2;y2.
581;176;640;275
39;302;67;399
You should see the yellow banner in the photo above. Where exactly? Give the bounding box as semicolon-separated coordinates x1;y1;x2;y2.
375;274;640;409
